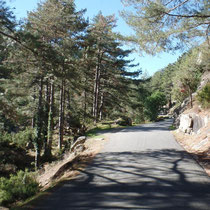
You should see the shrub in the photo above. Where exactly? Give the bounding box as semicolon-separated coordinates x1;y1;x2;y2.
0;132;12;146
0;128;35;149
197;83;210;108
11;128;35;148
0;170;39;206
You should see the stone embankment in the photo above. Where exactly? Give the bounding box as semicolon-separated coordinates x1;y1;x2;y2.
179;113;209;134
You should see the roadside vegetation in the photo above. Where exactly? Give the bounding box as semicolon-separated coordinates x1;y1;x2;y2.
0;0;209;207
197;83;210;109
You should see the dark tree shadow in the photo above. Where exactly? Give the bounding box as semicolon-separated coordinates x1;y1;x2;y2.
24;149;210;210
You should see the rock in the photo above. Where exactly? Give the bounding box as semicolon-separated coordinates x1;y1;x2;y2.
77;136;86;141
186;128;192;134
179;113;208;134
95;138;104;141
197;71;210;90
204;116;209;126
71;136;86;152
192;115;205;134
115;116;132;126
192;138;208;150
73;145;86;155
179;114;193;133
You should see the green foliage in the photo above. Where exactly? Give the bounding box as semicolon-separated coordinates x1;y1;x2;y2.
86;121;123;138
12;128;35;148
144;91;167;121
0;170;39;206
0;132;12;146
0;128;35;148
172;49;202;106
197;83;210;108
0;131;34;178
169;125;176;130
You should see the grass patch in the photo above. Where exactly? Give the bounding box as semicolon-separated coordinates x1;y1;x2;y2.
86;121;125;138
169;125;176;130
86;123;112;138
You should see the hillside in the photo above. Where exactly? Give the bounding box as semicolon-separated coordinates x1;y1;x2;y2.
173;72;210;175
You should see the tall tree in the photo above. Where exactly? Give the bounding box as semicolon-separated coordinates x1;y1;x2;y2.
26;0;87;151
85;12;140;123
172;49;202;107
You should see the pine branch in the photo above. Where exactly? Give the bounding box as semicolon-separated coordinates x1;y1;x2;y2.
0;30;37;54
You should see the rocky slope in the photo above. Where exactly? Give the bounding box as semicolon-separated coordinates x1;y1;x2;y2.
173;71;210;176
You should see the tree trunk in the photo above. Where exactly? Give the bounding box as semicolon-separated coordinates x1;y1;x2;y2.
83;85;87;126
45;81;54;158
43;79;50;156
58;79;65;150
93;50;102;124
92;68;98;122
189;89;193;108
34;77;43;170
99;92;104;121
31;87;36;128
169;94;172;109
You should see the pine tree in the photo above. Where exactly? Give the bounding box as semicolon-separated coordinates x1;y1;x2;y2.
84;13;140;122
26;0;87;151
121;0;210;54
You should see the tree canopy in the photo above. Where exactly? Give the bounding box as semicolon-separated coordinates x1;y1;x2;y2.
121;0;210;54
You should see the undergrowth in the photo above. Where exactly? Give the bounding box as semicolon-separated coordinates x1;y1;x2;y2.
197;83;210;108
0;170;39;207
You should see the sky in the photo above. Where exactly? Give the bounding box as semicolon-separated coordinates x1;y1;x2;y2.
6;0;181;76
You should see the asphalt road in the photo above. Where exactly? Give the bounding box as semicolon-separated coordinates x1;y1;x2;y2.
31;119;210;210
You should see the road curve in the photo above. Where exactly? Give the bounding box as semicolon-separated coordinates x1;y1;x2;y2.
30;119;210;210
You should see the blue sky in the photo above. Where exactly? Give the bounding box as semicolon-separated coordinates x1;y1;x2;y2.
7;0;181;76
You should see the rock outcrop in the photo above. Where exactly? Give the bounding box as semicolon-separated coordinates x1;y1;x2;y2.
173;71;210;128
179;113;209;134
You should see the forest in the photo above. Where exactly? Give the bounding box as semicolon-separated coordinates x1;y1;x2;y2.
0;0;209;207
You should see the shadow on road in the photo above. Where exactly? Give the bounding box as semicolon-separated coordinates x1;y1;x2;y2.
98;119;174;135
26;149;210;210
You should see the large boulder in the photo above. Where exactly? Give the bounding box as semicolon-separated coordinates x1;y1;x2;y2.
179;113;209;134
70;136;86;153
192;114;205;133
179;114;193;133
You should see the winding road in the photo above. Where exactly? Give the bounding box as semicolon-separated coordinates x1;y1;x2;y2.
30;119;210;209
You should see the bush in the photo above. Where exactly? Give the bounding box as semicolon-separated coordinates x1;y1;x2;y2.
0;128;35;148
12;128;35;148
197;83;210;108
0;132;12;146
0;170;39;206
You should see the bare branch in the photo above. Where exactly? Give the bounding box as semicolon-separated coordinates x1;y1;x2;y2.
162;11;210;19
167;0;191;13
